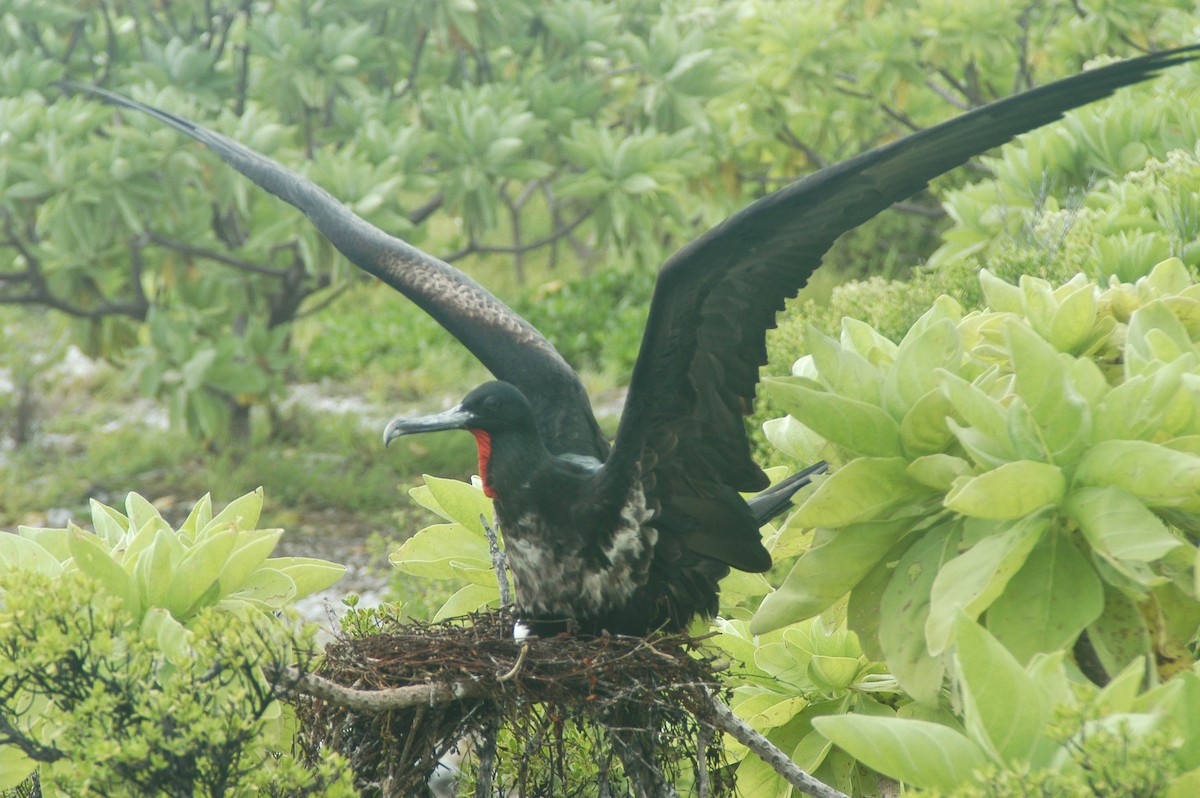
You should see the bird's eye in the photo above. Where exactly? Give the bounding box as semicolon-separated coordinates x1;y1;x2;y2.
484;395;501;410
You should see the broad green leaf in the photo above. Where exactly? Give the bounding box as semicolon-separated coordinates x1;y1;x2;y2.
263;557;346;597
939;370;1011;445
840;317;899;365
169;527;238;617
926;512;1049;654
0;532;63;576
944;460;1064;520
202;487;264;536
791;729;835;774
1065;486;1182;563
90;498;130;547
742;694;810;730
888;315;962;411
953;616;1050;766
1075;440;1200;511
1005;320;1091;455
217;529;285;593
141;607;193;662
907;454;971;491
806;324;882;404
68;527;140;616
226;568;296;611
1095;659;1147;715
0;746;36;790
434;582;499;619
765;377;902;457
807;656;862;691
881;520;960;704
793;458;928;528
1127;299;1193;374
899;390;956;457
1047;281;1099;353
979;269;1024;314
755;640;812;686
1086;583;1151;681
179;493;213;539
412;475;494;531
813;715;987;793
137;527;184;609
124;492;164;540
391;523;491;579
751;515;917;633
986;531;1103;663
16;526;70;561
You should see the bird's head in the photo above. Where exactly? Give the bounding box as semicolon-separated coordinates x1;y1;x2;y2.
384;381;538;499
382;381;535;444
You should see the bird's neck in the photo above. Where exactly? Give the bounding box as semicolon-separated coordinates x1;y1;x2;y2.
471;426;553;500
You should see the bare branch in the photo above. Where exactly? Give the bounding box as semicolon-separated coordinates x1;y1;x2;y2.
444;211;591;262
700;692;850;798
145;231;290;277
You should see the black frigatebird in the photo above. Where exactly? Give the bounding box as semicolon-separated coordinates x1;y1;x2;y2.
71;46;1199;636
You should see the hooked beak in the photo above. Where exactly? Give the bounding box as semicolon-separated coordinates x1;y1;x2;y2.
383;405;476;446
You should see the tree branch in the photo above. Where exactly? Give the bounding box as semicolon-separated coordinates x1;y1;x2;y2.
444;211;591;262
145;231;290;277
282;666;850;798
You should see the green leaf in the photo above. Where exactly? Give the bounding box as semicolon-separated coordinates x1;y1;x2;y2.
880;520;960;705
806;324;883;404
0;746;36;790
1065;486;1183;564
263;556;346;597
926;512;1049;654
813;715;988;793
944;460;1065;520
986;531;1104;663
202;487;264;535
751;515;918;633
434;582;499;619
900;390;957;458
141;607;193;662
16;525;71;561
953;616;1050;766
413;475;494;531
765;377;902;457
0;532;64;575
90;498;130;547
68;528;140;616
907;454;971;491
793;458;929;528
225;568;296;611
1086;583;1151;681
169;526;238;617
887;314;962;411
1074;440;1200;512
390;523;491;580
217;529;285;594
1006;319;1090;455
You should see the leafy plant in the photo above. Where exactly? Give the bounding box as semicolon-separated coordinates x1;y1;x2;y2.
0;489;346;789
816;616;1200;796
755;258;1200;699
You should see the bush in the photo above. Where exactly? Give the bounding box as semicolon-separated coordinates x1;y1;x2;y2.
0;490;349;795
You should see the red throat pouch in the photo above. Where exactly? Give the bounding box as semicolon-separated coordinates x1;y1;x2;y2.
470;430;497;498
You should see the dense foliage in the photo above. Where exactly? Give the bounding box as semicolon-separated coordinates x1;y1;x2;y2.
1;0;1189;443
0;491;347;795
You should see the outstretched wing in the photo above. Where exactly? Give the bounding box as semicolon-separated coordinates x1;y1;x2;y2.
67;84;608;459
608;46;1199;567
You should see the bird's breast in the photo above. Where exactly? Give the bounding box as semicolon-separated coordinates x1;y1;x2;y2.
498;483;656;624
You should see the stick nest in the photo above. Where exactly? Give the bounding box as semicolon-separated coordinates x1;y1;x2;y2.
295;609;736;797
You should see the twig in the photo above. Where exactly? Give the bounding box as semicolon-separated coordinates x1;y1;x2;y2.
283;667;480;711
700;691;850;798
483;514;511;606
497;644;528;682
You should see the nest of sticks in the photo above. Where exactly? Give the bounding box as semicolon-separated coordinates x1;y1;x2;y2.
294;608;736;797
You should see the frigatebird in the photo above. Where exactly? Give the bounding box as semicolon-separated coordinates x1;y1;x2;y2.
72;45;1199;636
